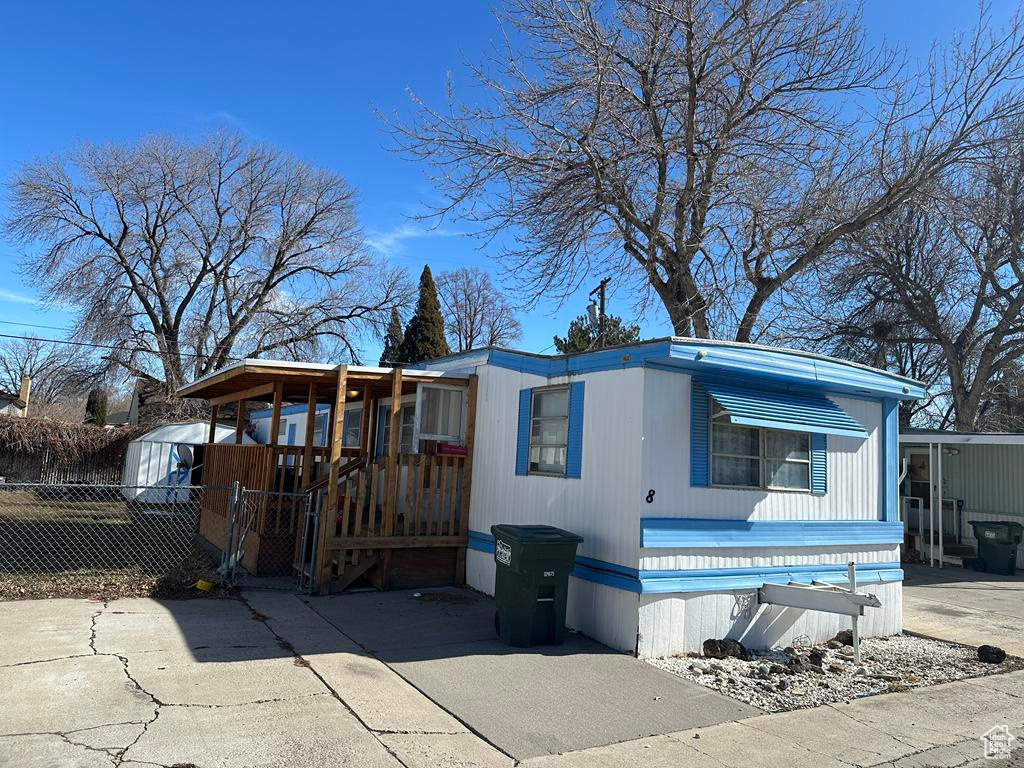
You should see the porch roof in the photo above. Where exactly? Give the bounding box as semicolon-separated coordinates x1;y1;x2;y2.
900;429;1024;446
176;358;469;404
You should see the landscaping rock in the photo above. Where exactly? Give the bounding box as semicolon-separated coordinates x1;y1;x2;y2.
832;629;854;646
703;638;750;660
648;634;1023;714
978;645;1007;664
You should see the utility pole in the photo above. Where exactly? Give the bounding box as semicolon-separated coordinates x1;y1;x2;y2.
588;277;611;348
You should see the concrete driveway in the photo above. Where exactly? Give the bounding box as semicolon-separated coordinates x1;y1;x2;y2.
302;587;757;759
0;587;750;767
903;564;1024;656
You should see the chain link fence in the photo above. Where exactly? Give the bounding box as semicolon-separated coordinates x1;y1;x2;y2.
0;482;207;576
222;486;316;591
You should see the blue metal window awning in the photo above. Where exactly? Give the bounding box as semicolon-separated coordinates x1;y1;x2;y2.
700;380;868;438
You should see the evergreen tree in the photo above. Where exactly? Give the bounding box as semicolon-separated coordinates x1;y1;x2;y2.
553;314;641;354
379;308;405;366
85;386;109;426
398;266;451;363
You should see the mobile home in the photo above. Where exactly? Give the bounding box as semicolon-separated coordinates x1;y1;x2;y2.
900;430;1024;569
421;339;924;656
178;339;923;657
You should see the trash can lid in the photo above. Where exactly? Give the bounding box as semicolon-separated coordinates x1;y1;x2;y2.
491;524;583;544
970;520;1024;531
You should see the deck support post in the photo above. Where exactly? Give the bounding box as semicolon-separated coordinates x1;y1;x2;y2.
380;367;403;589
302;383;318;487
455;374;478;583
234;400;246;444
318;365;348;594
208;404;219;444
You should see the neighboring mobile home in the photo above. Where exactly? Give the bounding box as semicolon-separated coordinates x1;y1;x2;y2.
178;339;924;657
900;430;1024;569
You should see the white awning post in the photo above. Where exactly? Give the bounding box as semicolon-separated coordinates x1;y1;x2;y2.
928;443;936;567
937;446;943;569
849;561;861;666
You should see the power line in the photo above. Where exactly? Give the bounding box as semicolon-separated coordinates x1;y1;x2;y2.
0;331;242;363
0;318;76;333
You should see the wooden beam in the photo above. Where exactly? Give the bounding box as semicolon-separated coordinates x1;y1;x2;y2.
207;404;219;444
302;383;318;486
234;400;246;444
359;386;373;455
208;382;276;406
318;365;348;594
455;374;478;583
326;535;467;550
269;382;284;446
381;368;403;589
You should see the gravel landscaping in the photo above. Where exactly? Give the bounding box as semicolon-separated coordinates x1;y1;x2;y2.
648;634;1024;712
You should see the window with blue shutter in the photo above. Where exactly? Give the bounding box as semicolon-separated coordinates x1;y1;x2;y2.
565;381;585;478
515;389;531;475
514;383;584;478
811;433;827;495
691;382;710;487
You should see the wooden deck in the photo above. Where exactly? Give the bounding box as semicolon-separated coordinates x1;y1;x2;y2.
191;362;477;592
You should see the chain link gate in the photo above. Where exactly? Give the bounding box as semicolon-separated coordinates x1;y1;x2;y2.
220;482;318;592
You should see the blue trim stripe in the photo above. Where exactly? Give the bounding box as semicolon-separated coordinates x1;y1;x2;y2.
690;382;710;487
515;388;531;476
881;398;899;522
641;562;903;594
566;381;585;479
466;531;902;594
811;433;827;495
428;341;926;400
640;518;906;548
700;380;868;438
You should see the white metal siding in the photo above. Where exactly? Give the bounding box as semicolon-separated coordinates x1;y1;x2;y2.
466;365;645;569
465;548;640;653
638;581;902;657
640;369;882;522
640;544;900;572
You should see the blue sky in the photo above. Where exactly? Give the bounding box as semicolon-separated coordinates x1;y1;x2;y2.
0;1;1016;363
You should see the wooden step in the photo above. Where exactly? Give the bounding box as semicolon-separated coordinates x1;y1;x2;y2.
334;555;379;592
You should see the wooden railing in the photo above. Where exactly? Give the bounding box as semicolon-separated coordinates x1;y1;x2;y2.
328;453;467;545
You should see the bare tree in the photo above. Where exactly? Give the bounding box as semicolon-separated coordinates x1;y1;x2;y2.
0;336;103;418
436;267;522;351
817;122;1024;430
5;133;411;395
388;0;1024;341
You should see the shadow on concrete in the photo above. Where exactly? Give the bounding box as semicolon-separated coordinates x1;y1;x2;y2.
301;586;759;760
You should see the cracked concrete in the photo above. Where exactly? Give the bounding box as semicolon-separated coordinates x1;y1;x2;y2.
2;592;1022;768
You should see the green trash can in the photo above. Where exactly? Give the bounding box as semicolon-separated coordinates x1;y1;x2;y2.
491;524;583;647
969;521;1023;575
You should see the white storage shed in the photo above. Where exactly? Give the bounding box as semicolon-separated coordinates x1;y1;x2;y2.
121;422;254;502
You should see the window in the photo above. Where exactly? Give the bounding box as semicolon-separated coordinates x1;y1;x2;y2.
312;412;329;447
380;404;415;454
276;418;288;445
710;401;810;490
418;386;464;442
342;409;362;448
529;387;568;476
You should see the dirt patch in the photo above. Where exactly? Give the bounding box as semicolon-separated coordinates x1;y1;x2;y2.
0;550;234;601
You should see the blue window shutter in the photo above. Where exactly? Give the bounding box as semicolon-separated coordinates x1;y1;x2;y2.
691;381;710;487
287;423;297;446
566;381;585;479
515;388;532;476
375;404;387;457
811;433;827;495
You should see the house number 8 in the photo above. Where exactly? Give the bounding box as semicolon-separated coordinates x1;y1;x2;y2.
645;489;656;504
